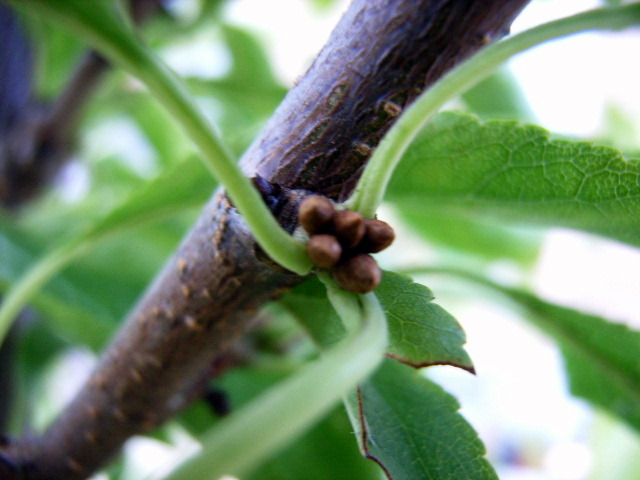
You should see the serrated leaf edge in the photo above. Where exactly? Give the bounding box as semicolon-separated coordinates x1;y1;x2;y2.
355;386;395;480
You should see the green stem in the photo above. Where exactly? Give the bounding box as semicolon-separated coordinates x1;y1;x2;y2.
0;241;89;343
15;0;311;275
0;155;214;345
160;279;387;480
346;4;640;218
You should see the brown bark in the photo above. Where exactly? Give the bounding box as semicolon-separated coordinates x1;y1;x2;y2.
0;0;530;478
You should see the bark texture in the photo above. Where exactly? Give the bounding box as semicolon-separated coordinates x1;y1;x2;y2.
0;0;530;478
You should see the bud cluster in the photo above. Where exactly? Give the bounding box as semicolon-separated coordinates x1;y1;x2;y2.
298;196;395;293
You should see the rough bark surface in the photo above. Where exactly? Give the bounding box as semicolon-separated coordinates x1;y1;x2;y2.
245;0;525;200
0;0;530;478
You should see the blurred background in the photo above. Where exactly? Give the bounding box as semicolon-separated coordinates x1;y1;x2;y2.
1;1;639;479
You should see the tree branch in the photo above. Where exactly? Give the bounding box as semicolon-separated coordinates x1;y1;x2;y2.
0;0;164;209
0;1;530;478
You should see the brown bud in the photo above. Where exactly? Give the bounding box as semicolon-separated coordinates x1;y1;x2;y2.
361;219;395;253
333;210;365;248
307;234;342;269
298;196;335;235
332;254;381;294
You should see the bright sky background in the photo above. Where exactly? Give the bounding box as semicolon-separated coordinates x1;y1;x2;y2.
510;0;640;142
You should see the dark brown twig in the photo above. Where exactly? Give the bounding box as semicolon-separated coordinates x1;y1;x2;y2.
0;1;530;478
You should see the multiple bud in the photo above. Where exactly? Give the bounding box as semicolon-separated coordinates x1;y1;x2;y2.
298;195;395;294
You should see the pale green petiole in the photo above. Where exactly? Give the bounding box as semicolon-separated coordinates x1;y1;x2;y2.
159;276;387;480
0;241;88;343
15;0;312;275
346;4;640;218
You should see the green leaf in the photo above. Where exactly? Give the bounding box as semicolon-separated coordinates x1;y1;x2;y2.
0;225;116;348
180;370;380;480
221;24;279;89
346;4;640;218
282;273;473;372
344;359;498;480
80;154;214;240
501;286;640;434
307;0;340;11
279;276;346;348
461;68;533;121
18;11;85;97
0;155;214;345
376;272;474;372
443;269;640;435
285;280;485;479
60;221;190;321
186;74;286;156
162;283;387;480
177;366;291;438
185;25;287;154
246;407;380;480
388;111;640;247
15;0;312;275
179;360;380;480
125;92;194;168
398;204;541;264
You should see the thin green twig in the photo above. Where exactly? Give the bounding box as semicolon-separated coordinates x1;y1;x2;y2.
14;0;312;275
0;241;88;343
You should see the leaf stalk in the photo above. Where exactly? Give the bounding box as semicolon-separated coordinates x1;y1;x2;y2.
346;4;640;218
160;276;387;479
13;0;312;275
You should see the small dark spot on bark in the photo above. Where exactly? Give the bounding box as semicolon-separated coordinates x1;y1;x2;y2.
382;100;402;117
183;315;204;332
203;387;231;417
307;119;330;145
66;457;85;473
251;175;286;216
353;141;372;157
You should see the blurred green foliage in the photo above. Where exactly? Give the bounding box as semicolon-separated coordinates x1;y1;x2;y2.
2;2;640;479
